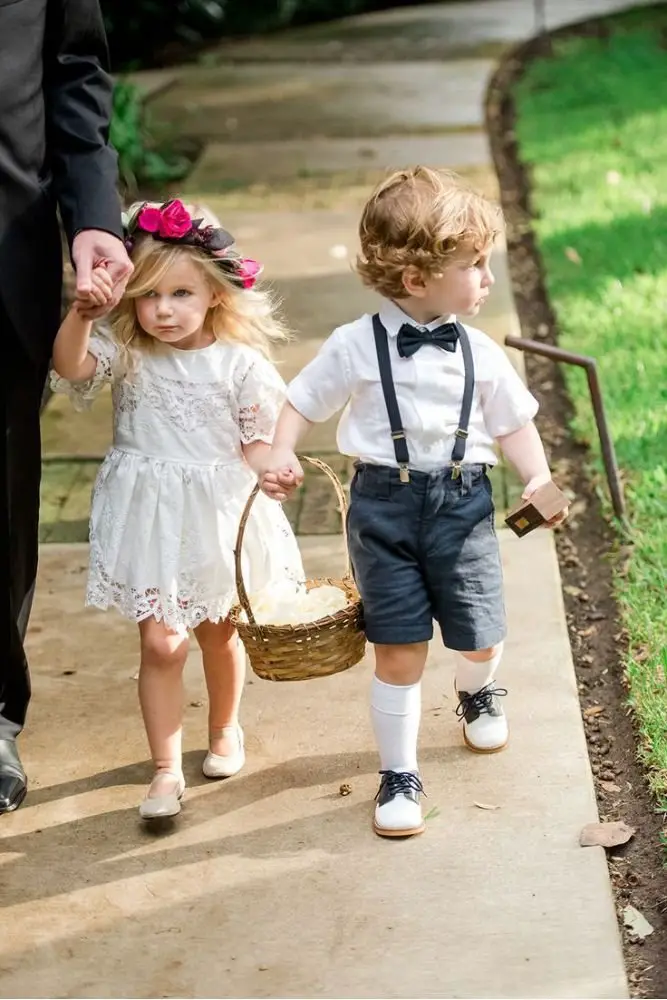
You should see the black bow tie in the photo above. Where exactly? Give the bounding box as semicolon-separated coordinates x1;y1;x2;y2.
396;321;460;359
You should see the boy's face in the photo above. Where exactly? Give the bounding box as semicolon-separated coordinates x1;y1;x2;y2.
400;242;495;321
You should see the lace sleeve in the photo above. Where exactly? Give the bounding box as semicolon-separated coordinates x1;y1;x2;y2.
50;326;124;412
234;355;287;445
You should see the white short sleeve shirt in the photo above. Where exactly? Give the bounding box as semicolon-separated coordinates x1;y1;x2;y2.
287;300;538;472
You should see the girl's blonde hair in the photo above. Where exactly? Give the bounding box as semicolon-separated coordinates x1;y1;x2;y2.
111;202;289;367
356;167;503;299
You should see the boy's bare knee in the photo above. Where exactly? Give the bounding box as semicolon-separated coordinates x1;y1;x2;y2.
374;641;428;684
457;644;501;663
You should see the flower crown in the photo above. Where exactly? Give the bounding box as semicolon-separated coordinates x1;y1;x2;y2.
122;200;262;289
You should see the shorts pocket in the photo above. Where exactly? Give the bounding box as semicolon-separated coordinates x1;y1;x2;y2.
350;467;392;501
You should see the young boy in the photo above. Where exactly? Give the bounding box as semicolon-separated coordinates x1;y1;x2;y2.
261;167;567;838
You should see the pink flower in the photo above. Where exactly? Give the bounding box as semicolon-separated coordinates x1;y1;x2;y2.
137;206;162;233
238;258;262;289
158;200;193;239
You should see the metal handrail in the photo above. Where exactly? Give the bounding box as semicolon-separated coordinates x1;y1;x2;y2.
505;335;627;524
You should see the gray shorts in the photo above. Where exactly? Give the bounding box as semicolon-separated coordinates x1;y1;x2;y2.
347;463;506;650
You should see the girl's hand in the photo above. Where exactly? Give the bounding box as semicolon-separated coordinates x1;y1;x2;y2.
261;470;297;502
74;264;115;318
522;475;569;529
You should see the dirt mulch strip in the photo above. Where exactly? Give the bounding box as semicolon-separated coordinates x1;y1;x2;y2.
485;16;667;1000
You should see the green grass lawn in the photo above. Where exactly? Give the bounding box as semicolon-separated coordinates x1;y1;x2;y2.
513;7;667;814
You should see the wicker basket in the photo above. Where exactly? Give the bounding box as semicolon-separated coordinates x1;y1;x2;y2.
229;456;366;682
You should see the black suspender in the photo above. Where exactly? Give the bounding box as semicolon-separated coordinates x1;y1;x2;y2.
372;314;411;482
371;313;475;483
451;322;474;469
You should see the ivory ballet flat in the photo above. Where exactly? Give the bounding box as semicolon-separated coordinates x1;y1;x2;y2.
139;771;185;820
202;725;245;779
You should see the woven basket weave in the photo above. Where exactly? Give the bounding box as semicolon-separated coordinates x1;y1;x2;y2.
229;456;366;682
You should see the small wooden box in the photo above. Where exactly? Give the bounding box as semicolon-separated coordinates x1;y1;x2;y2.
504;481;569;538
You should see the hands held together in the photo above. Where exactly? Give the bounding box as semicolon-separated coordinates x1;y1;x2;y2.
71;229;133;319
260;448;304;502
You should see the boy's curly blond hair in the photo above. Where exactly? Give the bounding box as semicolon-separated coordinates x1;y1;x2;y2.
356;167;503;299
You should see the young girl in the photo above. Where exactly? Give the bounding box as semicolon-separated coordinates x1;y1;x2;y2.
51;199;304;821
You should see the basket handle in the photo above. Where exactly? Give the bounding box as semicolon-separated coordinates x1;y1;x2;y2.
234;455;352;627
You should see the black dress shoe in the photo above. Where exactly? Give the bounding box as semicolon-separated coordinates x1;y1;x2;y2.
0;739;27;814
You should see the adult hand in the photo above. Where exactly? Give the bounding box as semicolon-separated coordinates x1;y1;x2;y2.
72;229;133;317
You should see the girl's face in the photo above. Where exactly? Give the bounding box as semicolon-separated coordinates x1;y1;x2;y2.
134;256;217;350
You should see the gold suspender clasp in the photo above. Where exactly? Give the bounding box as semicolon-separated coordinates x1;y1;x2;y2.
450;461;462;480
399;465;410;484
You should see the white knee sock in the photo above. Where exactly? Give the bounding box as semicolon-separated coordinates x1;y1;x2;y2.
370;675;421;772
454;642;504;694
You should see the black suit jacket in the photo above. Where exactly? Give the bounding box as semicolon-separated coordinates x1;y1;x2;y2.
0;0;122;364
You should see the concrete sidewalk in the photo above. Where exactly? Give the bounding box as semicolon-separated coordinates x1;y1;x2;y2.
3;537;623;998
1;1;648;996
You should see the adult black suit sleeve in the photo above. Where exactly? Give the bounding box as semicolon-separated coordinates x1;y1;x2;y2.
43;0;123;245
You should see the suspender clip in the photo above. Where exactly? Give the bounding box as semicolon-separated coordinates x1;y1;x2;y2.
450;461;462;480
399;465;410;484
454;428;469;439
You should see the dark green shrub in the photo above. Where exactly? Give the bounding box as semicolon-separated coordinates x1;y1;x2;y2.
110;81;189;193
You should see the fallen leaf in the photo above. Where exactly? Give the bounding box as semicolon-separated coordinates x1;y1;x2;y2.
623;905;654;939
578;625;597;638
474;801;501;811
580;820;636;848
565;246;582;264
584;705;605;718
600;781;621;794
424;806;441;821
339;782;352;797
564;585;582;598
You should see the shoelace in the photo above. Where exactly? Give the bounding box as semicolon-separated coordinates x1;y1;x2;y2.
455;683;508;720
376;770;425;800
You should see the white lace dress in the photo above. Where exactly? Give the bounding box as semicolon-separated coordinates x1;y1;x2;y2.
51;330;305;630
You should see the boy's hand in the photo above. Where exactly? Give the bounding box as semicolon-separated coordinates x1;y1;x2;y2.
522;475;569;529
260;449;304;501
261;470;297;501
